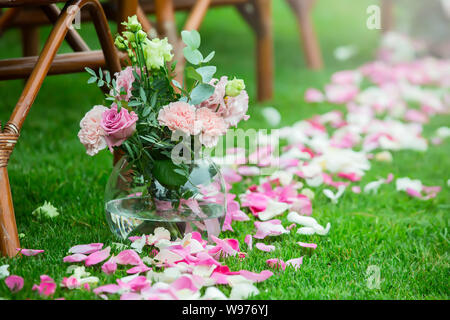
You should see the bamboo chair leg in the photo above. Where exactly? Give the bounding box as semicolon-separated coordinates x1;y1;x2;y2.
236;0;274;102
0;163;20;257
287;0;323;70
381;0;394;33
0;0;121;257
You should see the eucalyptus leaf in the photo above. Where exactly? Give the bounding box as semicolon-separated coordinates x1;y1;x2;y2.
186;66;203;82
190;83;215;105
183;47;203;65
87;76;97;84
85;67;96;76
181;30;201;49
196;66;216;83
172;79;183;89
203;51;215;63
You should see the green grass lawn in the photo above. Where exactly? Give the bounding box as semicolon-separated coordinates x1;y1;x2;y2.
0;0;449;299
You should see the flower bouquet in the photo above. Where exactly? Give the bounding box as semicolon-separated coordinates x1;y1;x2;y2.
77;16;249;240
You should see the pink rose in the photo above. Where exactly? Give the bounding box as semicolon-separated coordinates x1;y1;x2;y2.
195;107;227;147
101;104;138;151
222;90;250;127
304;88;324;103
111;66;137;101
158;101;199;135
78;105;108;156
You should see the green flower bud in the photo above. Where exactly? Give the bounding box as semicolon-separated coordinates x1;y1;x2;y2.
124;15;141;32
114;36;127;50
136;30;148;42
225;78;246;97
123;31;135;43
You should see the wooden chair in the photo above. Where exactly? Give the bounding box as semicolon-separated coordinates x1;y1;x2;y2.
0;0;124;257
286;0;323;70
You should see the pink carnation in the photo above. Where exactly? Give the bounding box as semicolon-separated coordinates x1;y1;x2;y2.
200;76;228;113
112;66;137;101
101;104;138;152
222;90;250;127
195;107;227;147
158;101;199;135
78;105;108;156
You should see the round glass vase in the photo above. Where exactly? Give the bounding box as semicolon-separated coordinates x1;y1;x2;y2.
104;156;227;241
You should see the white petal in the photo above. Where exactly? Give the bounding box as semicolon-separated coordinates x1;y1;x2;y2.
296;227;316;235
314;223;331;235
287;211;318;227
258;200;290;221
202;287;228;300
130;235;146;253
0;265;9;279
229;283;260;300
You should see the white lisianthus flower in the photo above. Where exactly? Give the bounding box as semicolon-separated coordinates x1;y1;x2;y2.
144;38;174;70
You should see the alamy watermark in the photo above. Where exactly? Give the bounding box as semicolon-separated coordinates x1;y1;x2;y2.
366;5;381;30
366;265;381;289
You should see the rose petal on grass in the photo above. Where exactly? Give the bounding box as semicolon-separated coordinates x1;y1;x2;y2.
68;243;103;255
17;248;44;256
32;275;56;296
115;249;143;266
244;235;253;250
286;257;303;270
255;243;276;252
63;253;87;263
297;242;317;249
266;259;286;271
85;247;111;266
5;275;24;293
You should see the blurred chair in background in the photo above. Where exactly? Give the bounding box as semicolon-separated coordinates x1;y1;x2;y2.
0;0;122;257
285;0;323;70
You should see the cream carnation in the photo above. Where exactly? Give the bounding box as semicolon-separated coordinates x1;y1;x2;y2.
78;105;108;156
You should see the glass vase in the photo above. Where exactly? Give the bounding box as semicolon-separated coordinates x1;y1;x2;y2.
104;156;227;241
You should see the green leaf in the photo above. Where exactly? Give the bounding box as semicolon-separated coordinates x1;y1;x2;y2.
185;66;203;82
203;51;215;63
150;92;158;108
87;76;97;84
152;159;189;189
181;30;201;49
85;67;96;76
98;67;103;80
183;47;203;65
128;100;142;107
196;66;216;83
172;79;183;89
97;79;105;87
190;83;215;105
105;71;111;84
142;106;151;117
140;87;147;103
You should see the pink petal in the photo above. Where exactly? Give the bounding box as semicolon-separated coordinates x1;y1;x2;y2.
93;284;121;295
63;253;87;263
32;275;56;296
286;257;303;270
115;249;143;266
5;275;24;293
171;276;198;292
351;186;361;194
127;264;152;274
17;248;44;256
244;235;253;250
68;243;103;255
61;276;80;289
255;243;276;252
101;258;117;275
266;258;286;271
85;247;111;266
406;188;422;198
297;242;317;249
239;270;274;282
